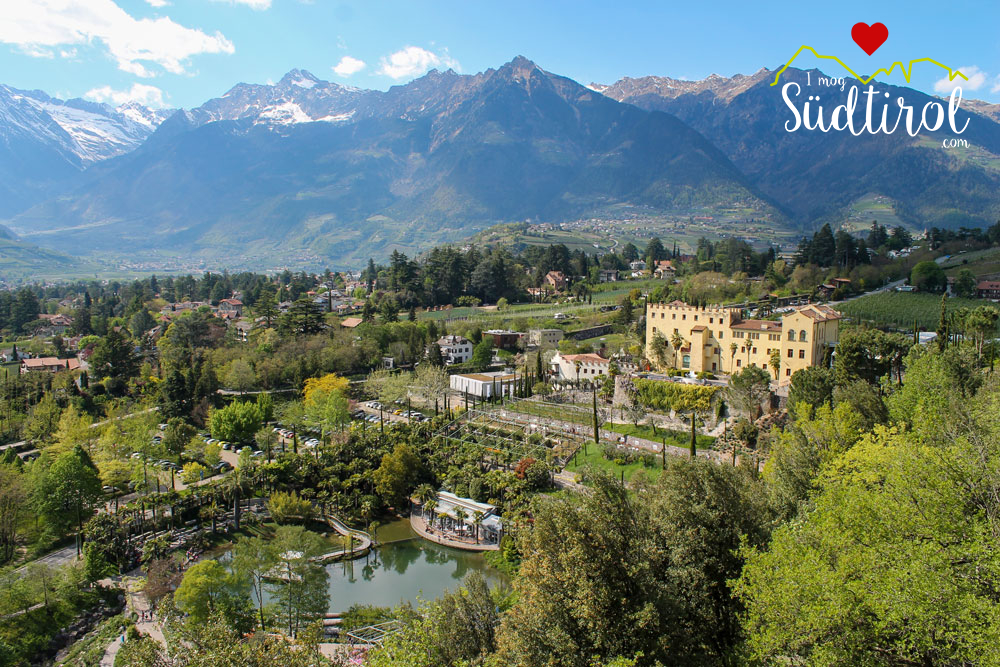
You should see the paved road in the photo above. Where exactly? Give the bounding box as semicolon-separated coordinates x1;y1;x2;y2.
16;543;78;573
829;279;907;306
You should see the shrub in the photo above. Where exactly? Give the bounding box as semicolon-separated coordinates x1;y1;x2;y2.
267;491;314;524
633;379;718;413
181;462;209;484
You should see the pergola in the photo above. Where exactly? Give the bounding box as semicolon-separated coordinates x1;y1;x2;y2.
431;397;599;467
344;620;403;646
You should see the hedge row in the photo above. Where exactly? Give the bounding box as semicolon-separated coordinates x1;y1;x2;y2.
634;379;718;413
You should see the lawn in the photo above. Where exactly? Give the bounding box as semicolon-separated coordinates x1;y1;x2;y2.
606;422;716;450
563;442;660;483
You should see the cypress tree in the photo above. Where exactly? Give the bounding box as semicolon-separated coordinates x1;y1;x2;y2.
690;412;697;458
592;386;599;444
936;293;949;352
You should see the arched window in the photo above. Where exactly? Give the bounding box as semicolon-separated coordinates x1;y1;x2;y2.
682;354;691;369
787;330;795;341
799;329;808;342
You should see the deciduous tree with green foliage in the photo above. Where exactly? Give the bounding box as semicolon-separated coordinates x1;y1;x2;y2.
471;338;493;371
210;400;263;443
268;525;329;638
175;559;253;632
34;444;101;555
374;443;421;507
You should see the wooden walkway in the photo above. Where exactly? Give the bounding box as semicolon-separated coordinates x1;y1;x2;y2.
313;513;373;563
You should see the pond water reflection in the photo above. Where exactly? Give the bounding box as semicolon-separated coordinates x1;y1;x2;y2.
323;519;508;611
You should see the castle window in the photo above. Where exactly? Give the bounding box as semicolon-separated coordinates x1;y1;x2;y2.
800;330;808;342
682;354;691;369
799;349;806;359
787;349;793;358
786;368;791;376
788;330;796;341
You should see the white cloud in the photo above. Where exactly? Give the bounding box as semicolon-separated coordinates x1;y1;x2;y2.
992;76;1000;94
0;0;234;77
934;65;987;93
211;0;272;9
333;55;365;77
145;0;170;7
377;46;458;80
85;82;167;108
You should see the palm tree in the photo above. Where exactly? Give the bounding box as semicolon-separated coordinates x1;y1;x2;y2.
424;499;438;527
769;348;781;380
360;499;375;535
472;510;484;544
670;331;685;369
729;341;739;373
221;467;251;531
453;507;468;536
414;484;436;517
200;501;223;534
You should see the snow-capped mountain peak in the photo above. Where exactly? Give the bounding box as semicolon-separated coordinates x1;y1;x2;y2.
0;85;173;165
191;69;367;128
116;102;174;131
279;68;322;90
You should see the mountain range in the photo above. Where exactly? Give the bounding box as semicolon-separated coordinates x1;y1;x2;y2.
596;68;1000;228
1;56;1000;272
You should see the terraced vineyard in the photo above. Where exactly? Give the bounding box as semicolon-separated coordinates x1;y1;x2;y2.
836;292;985;330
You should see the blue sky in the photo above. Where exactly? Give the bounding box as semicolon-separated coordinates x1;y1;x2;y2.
1;0;998;109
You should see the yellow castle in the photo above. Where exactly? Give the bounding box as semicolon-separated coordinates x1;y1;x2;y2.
645;300;840;384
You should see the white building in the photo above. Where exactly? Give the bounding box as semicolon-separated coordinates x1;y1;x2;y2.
450;371;521;399
528;329;564;347
550;351;610;382
437;335;473;365
432;491;503;544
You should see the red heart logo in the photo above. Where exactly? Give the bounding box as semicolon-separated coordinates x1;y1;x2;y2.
852;22;888;56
